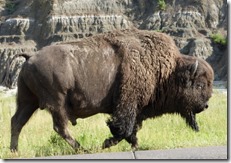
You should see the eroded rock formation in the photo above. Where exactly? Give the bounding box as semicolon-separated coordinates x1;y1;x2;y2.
0;0;227;88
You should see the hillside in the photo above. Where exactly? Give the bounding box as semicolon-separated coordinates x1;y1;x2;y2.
0;0;228;88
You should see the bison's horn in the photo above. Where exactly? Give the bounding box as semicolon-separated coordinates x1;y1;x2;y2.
191;60;198;76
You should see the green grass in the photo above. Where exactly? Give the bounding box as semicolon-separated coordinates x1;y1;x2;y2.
0;90;227;159
157;0;167;10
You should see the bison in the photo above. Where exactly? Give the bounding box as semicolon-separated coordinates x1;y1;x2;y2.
10;28;214;152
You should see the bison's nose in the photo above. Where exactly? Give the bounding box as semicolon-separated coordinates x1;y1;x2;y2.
205;104;209;109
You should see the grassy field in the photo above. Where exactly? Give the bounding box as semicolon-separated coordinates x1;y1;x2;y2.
0;90;227;159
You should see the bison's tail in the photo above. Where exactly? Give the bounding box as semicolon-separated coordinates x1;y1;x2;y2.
12;53;33;61
9;53;33;68
2;53;33;88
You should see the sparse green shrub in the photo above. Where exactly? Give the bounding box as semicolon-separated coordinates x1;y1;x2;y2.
155;29;163;32
5;0;17;14
48;132;67;147
158;0;166;10
210;33;227;46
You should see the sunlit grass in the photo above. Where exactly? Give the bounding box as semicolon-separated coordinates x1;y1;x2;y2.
0;90;227;159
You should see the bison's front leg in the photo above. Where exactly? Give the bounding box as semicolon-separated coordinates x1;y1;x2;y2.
103;105;137;149
182;111;199;131
125;115;144;149
124;125;139;149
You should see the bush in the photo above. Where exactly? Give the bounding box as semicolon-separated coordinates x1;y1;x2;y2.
158;0;166;10
210;33;227;46
48;132;67;147
5;0;17;14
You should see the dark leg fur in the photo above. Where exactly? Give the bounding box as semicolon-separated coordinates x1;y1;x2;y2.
10;78;39;152
125;117;143;149
103;105;137;149
125;114;145;150
125;129;138;149
182;111;199;132
10;102;38;152
50;108;81;151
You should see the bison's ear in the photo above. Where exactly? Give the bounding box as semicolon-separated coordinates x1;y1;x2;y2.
190;60;198;77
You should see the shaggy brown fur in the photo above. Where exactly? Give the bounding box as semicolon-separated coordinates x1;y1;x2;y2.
10;28;214;152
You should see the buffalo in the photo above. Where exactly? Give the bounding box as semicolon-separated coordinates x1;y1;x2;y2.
10;28;214;152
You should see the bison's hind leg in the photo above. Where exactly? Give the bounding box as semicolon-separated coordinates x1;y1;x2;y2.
10;86;39;152
10;103;38;152
50;108;80;149
48;99;85;152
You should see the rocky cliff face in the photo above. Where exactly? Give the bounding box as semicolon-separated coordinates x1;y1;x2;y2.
0;0;227;88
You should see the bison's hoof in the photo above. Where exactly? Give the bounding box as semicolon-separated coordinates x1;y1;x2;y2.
194;128;199;132
102;139;112;149
102;138;118;149
10;147;18;153
131;143;138;151
192;125;199;132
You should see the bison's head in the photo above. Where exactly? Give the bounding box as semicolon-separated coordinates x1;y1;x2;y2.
175;55;214;131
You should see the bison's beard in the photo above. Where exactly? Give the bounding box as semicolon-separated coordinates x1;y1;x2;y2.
181;111;199;132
